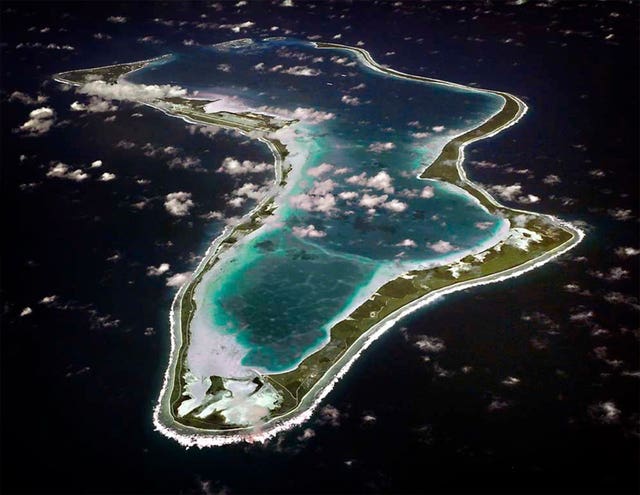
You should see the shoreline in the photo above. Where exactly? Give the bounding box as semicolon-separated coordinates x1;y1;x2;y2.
52;40;584;447
154;43;583;446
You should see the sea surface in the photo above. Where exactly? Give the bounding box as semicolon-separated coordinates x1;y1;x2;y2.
1;2;638;494
128;38;507;373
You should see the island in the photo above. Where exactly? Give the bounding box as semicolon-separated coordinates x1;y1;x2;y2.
55;38;583;447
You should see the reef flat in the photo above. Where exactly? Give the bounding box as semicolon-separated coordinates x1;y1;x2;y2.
55;39;583;447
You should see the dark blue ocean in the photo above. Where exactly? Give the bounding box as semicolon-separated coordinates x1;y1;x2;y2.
1;2;638;494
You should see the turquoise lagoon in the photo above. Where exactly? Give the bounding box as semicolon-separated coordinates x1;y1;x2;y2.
130;39;508;373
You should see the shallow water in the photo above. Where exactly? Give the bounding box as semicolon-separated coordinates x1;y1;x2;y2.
130;39;509;373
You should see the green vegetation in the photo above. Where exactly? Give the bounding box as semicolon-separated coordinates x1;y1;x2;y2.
56;56;168;85
56;52;579;433
167;49;578;430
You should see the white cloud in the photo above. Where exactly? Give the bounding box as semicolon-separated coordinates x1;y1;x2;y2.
70;97;118;113
290;192;336;214
46;162;89;182
432;125;445;132
292;224;326;238
368;141;396;153
589;401;620;424
233;182;268;200
318;404;341;426
281;66;322;77
341;95;361;106
382;199;407;212
164;192;194;216
395;239;417;248
420;185;434;198
78;79;187;103
414;335;445;353
608;208;633;221
98;172;116;182
309;179;336;195
614;246;640;258
346;171;394;193
90;160;103;168
428;240;456;253
39;295;57;304
489;183;522;202
260;105;335;124
167;156;202;170
475;221;494;230
18;107;55;135
228;197;245;208
219;21;255;32
217;63;231;72
166;272;192;287
359;193;388;209
307;162;334;177
217;157;271;175
488;183;543;204
9;91;47;105
107;15;128;23
411;131;431;139
338;191;358;201
543;174;561;185
146;263;170;276
20;307;33;317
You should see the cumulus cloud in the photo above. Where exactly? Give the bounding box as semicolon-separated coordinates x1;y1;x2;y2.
368;141;396;153
217;157;271;175
219;21;255;33
232;182;269;201
589;266;629;281
489;183;522;201
39;295;58;305
346;171;394;193
166;272;192;287
614;246;640;258
428;240;456;253
420;186;434;198
318;404;341;427
167;156;202;170
381;198;408;212
359;193;388;209
77;79;187;103
414;335;446;353
341;95;361;106
395;239;417;248
588;401;621;424
107;15;128;23
338;191;358;201
307;162;334;177
98;172;116;181
607;208;634;221
18;107;55;135
9;91;47;105
292;224;326;238
146;263;170;276
487;183;539;204
281;66;322;76
20;307;33;317
164;192;194;216
432;125;445;132
260;105;335;124
70;97;118;113
90;160;103;168
46;162;89;182
543;174;562;185
290;192;336;214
